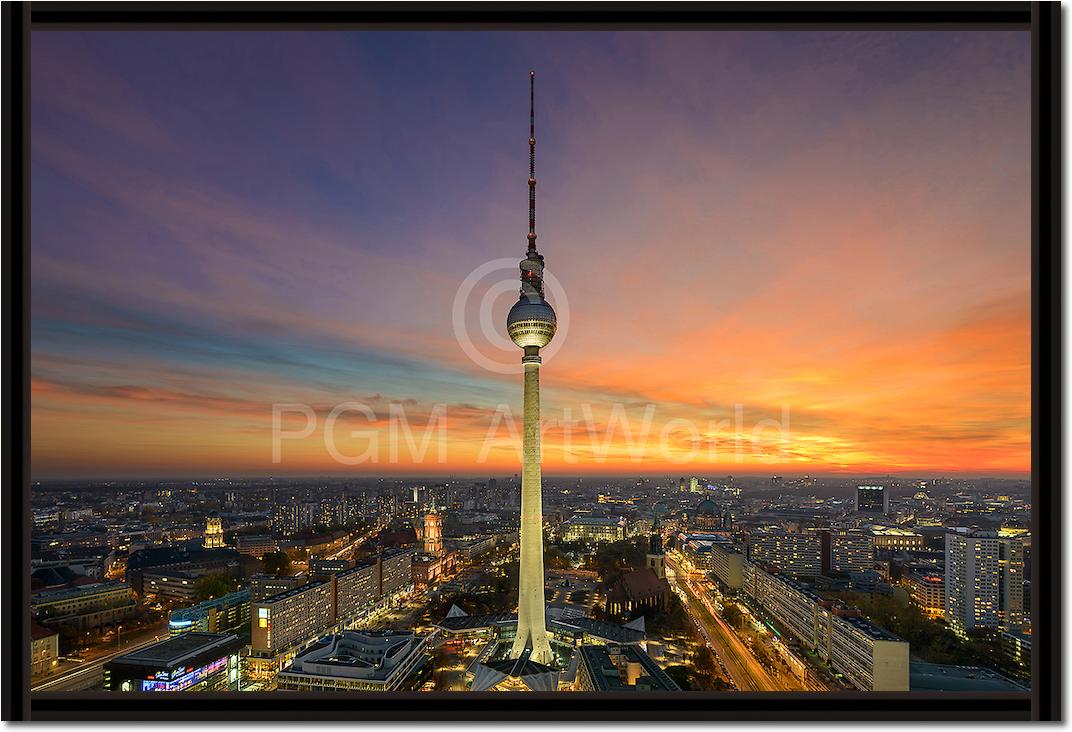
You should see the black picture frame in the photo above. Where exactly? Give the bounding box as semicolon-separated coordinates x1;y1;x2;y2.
2;1;1061;721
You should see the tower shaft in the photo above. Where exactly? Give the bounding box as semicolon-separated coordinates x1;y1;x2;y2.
511;360;553;664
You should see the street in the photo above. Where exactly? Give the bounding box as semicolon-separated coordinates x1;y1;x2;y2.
665;556;800;692
32;619;170;692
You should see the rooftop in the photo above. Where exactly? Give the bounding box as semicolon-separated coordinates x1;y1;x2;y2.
259;580;327;605
111;632;241;668
31;581;129;603
910;662;1029;692
837;614;904;643
578;644;680;691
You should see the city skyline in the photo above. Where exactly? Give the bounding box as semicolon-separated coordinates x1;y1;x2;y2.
31;30;1030;478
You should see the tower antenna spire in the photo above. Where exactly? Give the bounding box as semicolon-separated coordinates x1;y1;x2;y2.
527;70;537;255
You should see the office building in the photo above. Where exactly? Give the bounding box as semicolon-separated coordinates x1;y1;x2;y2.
1001;628;1031;675
31;581;137;631
275;630;427;692
856;486;889;514
709;542;746;590
309;557;352;576
249;573;304;601
143;567;209;603
103;632;244;692
168;590;251;636
234;535;278;558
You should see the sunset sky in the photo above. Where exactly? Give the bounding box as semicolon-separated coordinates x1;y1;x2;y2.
30;30;1031;478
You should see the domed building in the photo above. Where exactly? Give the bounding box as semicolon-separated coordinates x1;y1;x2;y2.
692;498;721;531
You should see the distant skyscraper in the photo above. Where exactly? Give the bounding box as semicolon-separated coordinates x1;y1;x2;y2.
506;71;557;666
856;485;889;514
203;513;224;549
678;477;686;493
945;531;1025;636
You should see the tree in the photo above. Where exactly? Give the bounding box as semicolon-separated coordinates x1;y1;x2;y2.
261;550;292;577
587;538;647;584
544;546;571;570
194;573;238;601
722;602;745;631
664;665;698;690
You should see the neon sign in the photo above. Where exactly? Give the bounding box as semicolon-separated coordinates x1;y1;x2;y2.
139;657;227;691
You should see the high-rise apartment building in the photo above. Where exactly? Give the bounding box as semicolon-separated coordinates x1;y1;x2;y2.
945;531;1025;636
749;529;822;577
818;529;875;575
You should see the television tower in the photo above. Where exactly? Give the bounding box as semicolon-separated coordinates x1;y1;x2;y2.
507;70;557;665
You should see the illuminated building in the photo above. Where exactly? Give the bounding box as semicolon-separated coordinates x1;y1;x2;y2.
505;71;556;667
741;561;909;691
248;581;335;681
378;547;416;597
333;559;378;619
31;581;137;631
749;529;822;577
276;630;427;692
691;498;722;531
413;508;454;587
30;623;59;677
143;567;212;603
169;590;251;636
203;513;225;549
309;557;351;576
423;509;443;555
605;569;670;617
817;529;874;575
1001;628;1031;674
870;526;924;551
234;534;278;558
249;573;304;601
856;485;889;514
562;515;625;543
103;632;244;692
945;531;1025;636
708;542;746;590
902;571;945;619
573;645;680;691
